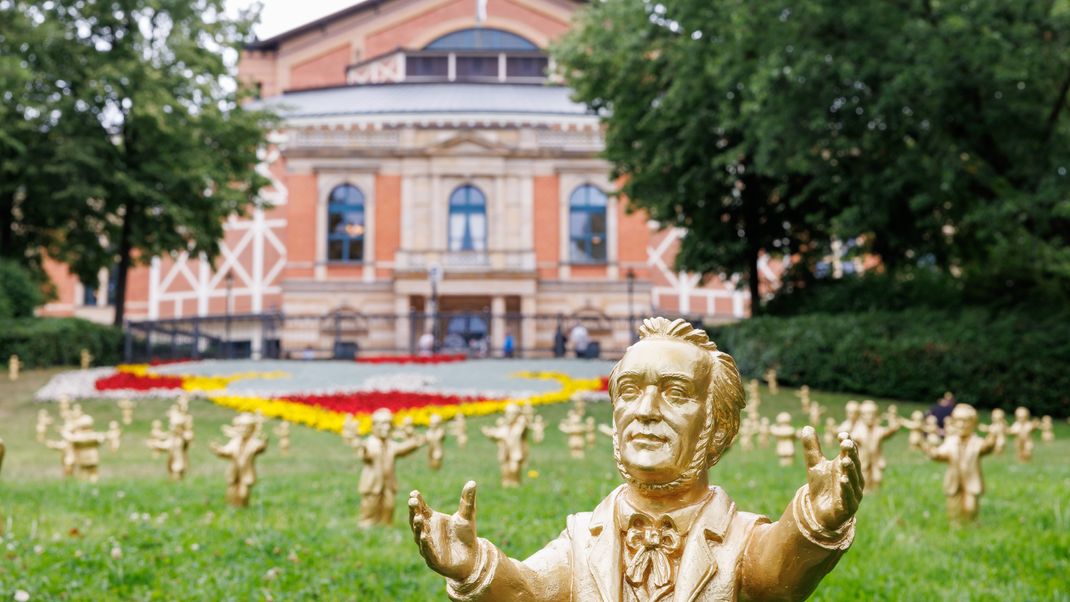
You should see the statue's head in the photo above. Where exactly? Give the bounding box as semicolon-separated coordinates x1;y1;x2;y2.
233;413;257;438
429;414;442;427
845;400;860;420
991;408;1005;420
609;317;744;493
860;400;879;427
776;411;791;425
911;410;924;421
951;404;978;436
372;408;393;439
1014;406;1030;421
504;403;520;422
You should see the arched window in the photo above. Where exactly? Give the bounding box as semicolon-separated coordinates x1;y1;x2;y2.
448;185;487;252
327;184;365;262
425;28;538;51
569;185;608;263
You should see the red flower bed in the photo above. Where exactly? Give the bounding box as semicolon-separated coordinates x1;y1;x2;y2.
95;371;185;391
598;376;610;391
355;354;467;365
281;390;497;414
148;358;192;366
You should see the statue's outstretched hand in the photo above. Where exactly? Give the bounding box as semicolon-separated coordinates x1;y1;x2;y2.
802;427;863;530
409;480;480;581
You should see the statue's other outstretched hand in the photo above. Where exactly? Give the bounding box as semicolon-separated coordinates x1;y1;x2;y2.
802;427;863;531
409;480;480;581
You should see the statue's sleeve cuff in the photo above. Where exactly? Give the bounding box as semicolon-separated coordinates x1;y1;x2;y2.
791;485;855;551
445;538;499;601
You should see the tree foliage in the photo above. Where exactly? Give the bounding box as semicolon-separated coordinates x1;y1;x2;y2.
0;0;276;324
554;0;1070;308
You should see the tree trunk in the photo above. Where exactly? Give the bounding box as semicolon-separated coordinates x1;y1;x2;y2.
112;208;133;327
747;244;761;317
0;193;12;258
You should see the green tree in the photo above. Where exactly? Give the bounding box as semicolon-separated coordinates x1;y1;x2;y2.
554;0;1070;307
1;0;276;325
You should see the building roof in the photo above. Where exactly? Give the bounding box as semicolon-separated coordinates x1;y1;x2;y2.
257;82;594;119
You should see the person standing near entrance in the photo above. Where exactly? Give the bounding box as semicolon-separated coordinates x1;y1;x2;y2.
569;322;590;358
503;332;516;358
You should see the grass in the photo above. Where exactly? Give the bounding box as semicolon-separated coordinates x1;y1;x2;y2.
1;367;1069;601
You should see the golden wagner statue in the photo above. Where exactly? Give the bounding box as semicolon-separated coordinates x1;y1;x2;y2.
36;409;53;443
922;404;996;523
147;412;194;480
65;415;108;482
452;413;469;449
210;413;269;507
1007;407;1036;462
427;414;446;471
117;399;136;426
769;411;799;466
480;403;529;487
559;411;588;459
355;408;425;527
274;421;292;455
850;400;900;492
978;408;1008;454
409;318;863;602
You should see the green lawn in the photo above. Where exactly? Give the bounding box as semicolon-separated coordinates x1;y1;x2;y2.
1;369;1068;601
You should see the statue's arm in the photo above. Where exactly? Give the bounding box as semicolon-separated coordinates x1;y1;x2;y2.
979;433;997;456
741;486;855;601
445;530;572;602
395;436;425;457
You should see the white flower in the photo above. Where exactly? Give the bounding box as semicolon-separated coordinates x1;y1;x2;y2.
33;545;44;555
110;546;122;559
14;590;30;602
190;543;200;552
264;567;280;581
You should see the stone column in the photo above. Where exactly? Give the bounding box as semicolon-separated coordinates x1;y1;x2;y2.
491;296;506;355
395;295;411;352
521;296;537;358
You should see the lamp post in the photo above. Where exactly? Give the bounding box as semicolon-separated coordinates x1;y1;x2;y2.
224;270;234;359
626;268;637;342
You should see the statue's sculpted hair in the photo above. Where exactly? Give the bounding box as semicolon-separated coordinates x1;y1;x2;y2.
611;317;746;492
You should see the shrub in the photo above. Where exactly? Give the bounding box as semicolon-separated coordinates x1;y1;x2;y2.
0;259;46;319
0;317;123;368
708;307;1070;417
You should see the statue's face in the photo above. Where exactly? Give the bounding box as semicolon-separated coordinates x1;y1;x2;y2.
953;411;977;436
612;339;710;485
846;403;860;420
373;418;392;438
861;405;878;426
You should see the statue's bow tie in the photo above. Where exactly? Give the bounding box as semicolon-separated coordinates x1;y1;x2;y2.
624;513;682;588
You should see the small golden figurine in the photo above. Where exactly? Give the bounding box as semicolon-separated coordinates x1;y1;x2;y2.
148;420;166;457
838;400;860;435
147;413;193;480
769;411;799;466
409;318;862;602
451;413;468;449
354;408;425;527
585;416;597;447
764;368;779;395
58;395;72;422
797;385;811;412
850;400;900;492
808;401;823;428
8;354;20;381
737;417;756;452
80;348;93;370
67;415;108;482
1007;407;1036;462
559;411;588;459
480;403;529;487
274;421;291;455
36;409;53;443
598;423;615;439
923;415;942;446
530;414;546;444
900;410;926;450
978;408;1008;454
394;416;417;442
922;404;996;523
1039;416;1054;443
823;417;839;448
757;416;771;449
572;395;587;419
117;399;136;426
106;420;122;452
210;413;269;507
747;378;761;409
342;414;359;447
426;414;445;471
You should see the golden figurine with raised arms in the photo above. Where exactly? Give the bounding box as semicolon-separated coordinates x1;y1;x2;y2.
409;317;864;602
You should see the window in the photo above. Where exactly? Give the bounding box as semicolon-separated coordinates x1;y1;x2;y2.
506;56;548;78
569;184;608;263
82;279;98;307
455;55;498;79
448;185;487;251
327;184;365;262
425;28;538;51
408;55;448;77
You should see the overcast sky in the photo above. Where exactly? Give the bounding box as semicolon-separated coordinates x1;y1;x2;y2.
228;0;364;40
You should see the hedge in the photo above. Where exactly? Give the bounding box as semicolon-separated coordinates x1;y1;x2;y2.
0;318;124;369
708;308;1070;417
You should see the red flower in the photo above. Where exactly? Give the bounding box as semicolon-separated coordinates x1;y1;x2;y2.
355;354;467;365
95;372;185;391
279;390;496;414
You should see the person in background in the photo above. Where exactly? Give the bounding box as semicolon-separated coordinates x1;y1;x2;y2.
503;332;516;358
553;325;567;358
928;391;957;433
569;322;590;359
418;331;435;357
